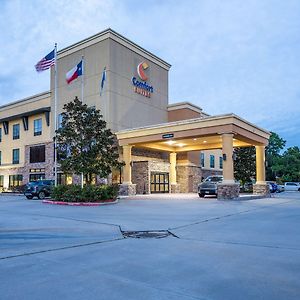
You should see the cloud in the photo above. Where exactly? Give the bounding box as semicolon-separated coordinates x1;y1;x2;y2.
1;0;300;146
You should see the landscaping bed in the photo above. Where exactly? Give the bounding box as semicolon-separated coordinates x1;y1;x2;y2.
42;198;118;206
50;184;119;205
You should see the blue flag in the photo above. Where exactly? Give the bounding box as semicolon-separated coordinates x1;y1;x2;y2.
100;67;106;96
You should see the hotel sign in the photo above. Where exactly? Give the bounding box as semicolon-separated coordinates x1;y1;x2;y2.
162;133;174;139
132;62;154;98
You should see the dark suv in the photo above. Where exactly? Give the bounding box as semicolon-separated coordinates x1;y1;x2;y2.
198;175;223;197
24;180;54;199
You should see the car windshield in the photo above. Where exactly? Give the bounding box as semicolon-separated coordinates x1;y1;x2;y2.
205;176;223;182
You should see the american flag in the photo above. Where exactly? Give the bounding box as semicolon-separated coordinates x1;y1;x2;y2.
35;49;55;72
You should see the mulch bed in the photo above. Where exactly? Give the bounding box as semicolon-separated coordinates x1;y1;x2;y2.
42;199;118;206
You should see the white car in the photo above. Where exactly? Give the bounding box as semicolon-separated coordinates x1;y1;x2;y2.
280;182;300;191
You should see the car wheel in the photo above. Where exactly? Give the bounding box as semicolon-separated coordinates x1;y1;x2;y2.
38;191;46;200
298;188;300;192
26;196;33;200
198;193;205;198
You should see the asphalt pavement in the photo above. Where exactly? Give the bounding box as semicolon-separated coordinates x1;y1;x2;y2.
0;192;299;299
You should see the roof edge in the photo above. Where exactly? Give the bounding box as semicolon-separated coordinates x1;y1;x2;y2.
58;28;171;70
0;91;51;110
167;102;203;114
116;113;270;136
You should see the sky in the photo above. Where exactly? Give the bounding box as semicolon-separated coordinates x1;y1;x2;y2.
1;0;300;147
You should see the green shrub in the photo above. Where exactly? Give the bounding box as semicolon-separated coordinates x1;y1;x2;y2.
51;184;119;202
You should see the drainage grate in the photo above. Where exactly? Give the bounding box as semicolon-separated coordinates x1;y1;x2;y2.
122;230;175;239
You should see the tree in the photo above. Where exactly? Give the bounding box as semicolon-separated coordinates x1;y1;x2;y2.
266;132;286;180
56;97;123;184
234;146;256;185
272;146;300;182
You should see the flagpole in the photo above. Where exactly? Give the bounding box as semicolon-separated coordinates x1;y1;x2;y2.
54;43;58;187
81;56;84;188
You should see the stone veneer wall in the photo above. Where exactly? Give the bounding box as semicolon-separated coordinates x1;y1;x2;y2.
177;164;202;193
132;148;167;161
132;161;149;194
131;160;171;194
23;141;54;183
201;168;222;180
217;183;240;200
253;184;270;196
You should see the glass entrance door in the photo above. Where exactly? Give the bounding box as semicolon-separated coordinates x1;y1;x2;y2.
150;172;169;193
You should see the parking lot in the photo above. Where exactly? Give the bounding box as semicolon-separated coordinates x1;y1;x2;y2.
1;192;300;300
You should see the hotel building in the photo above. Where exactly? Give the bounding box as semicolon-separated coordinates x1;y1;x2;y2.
0;29;270;198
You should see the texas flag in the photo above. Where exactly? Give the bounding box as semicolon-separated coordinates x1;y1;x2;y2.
66;60;83;84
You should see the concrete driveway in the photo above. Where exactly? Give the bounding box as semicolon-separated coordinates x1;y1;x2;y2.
0;192;300;299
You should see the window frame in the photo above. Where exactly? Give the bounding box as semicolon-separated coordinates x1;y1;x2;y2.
13;124;20;140
12;148;20;164
34;118;42;136
200;153;205;167
210;155;215;168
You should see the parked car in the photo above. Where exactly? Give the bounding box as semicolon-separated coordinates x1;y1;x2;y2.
24;180;54;199
267;182;278;193
278;182;300;192
276;185;285;193
198;175;223;197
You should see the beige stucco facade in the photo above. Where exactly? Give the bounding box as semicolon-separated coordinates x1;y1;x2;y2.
0;92;52;189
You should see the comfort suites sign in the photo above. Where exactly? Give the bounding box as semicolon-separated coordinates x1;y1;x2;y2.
131;62;154;98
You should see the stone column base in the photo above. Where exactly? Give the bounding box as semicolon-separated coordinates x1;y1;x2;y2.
118;184;136;196
170;184;181;193
217;183;240;200
253;183;270;196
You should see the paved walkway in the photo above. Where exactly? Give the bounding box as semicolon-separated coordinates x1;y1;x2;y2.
0;192;300;299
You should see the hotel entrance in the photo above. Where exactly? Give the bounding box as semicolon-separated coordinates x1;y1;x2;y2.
150;172;169;193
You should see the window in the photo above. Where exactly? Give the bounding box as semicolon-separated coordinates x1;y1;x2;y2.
58;114;63;128
0;128;2;142
13;124;20;140
34;118;42;136
12;149;20;164
9;175;23;188
210;155;215;168
30;145;46;163
219;156;223;169
200;153;205;167
29;173;45;181
0;175;3;187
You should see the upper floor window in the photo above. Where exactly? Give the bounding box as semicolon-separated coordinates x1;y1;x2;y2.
30;145;46;163
34;119;42;136
200;153;205;167
210;155;215;168
12;148;20;164
0;128;2;142
13;124;20;140
58;114;63;128
219;156;223;169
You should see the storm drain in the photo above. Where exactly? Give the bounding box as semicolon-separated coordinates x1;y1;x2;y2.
122;230;177;239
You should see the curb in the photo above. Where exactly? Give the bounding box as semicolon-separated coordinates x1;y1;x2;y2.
42;199;119;206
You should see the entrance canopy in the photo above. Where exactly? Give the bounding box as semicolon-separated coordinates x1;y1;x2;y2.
116;114;270;151
116;114;270;197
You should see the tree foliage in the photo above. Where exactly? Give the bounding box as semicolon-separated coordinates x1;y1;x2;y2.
271;146;300;182
56;97;123;184
234;146;256;184
266;132;286;180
